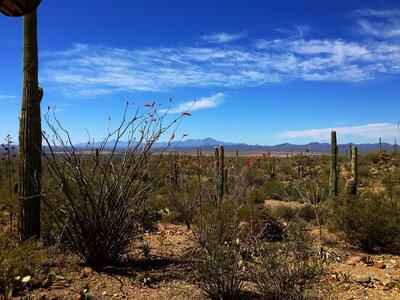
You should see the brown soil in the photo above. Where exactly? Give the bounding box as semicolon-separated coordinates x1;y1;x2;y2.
20;201;400;300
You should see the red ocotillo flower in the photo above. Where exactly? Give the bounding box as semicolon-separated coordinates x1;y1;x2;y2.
182;133;189;137
170;133;175;142
262;151;268;158
182;111;192;116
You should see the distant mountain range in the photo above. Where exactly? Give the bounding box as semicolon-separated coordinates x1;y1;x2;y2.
74;137;395;153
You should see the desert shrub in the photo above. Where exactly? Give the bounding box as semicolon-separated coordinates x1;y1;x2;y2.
192;201;245;299
272;205;298;221
262;180;287;200
0;233;43;298
361;152;381;164
41;102;186;270
192;241;243;300
251;207;286;242
329;191;400;253
167;176;200;229
251;221;323;300
297;204;315;222
278;159;297;178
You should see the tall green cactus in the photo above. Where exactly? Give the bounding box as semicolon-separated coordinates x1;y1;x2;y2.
393;140;398;156
18;10;42;242
268;155;275;179
351;146;358;193
214;145;227;202
379;137;382;155
329;131;338;197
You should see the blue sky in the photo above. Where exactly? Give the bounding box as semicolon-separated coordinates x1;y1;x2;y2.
1;0;400;145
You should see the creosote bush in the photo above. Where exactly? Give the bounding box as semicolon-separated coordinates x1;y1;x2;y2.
41;101;188;270
329;191;400;253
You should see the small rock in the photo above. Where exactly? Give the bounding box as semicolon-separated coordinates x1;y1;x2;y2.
82;267;93;276
394;262;400;269
326;274;338;283
347;256;361;266
383;281;397;290
373;262;386;269
30;274;47;290
355;276;371;284
74;293;82;300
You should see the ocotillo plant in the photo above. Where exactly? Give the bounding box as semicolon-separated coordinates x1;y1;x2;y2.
19;10;42;242
329;131;338;197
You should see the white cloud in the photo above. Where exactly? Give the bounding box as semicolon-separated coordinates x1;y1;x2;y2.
353;9;400;39
278;123;399;141
161;92;224;114
41;37;400;97
0;95;17;101
275;25;312;38
201;32;246;44
40;9;400;99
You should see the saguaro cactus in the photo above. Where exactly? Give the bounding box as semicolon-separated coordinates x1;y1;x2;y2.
268;155;275;179
18;10;42;242
214;145;227;202
351;146;358;192
346;146;358;195
329;131;338;197
393;140;398;156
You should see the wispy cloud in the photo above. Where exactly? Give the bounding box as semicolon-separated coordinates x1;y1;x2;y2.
161;92;224;114
278;123;399;141
275;25;312;38
353;9;400;39
0;95;17;101
201;32;246;44
40;9;400;98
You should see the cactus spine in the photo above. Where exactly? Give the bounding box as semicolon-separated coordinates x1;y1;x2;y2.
329;131;338;197
19;10;42;242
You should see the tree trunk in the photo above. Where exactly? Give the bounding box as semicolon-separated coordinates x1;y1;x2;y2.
18;9;42;243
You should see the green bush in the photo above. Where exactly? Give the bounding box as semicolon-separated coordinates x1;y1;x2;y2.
297;204;315;222
191;201;244;299
0;233;43;298
329;191;400;253
272;205;298;221
251;221;323;300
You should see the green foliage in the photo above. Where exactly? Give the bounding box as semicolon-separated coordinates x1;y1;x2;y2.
192;242;243;300
0;233;43;298
272;205;299;222
329;191;400;253
297;204;316;222
251;221;323;300
192;201;244;300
